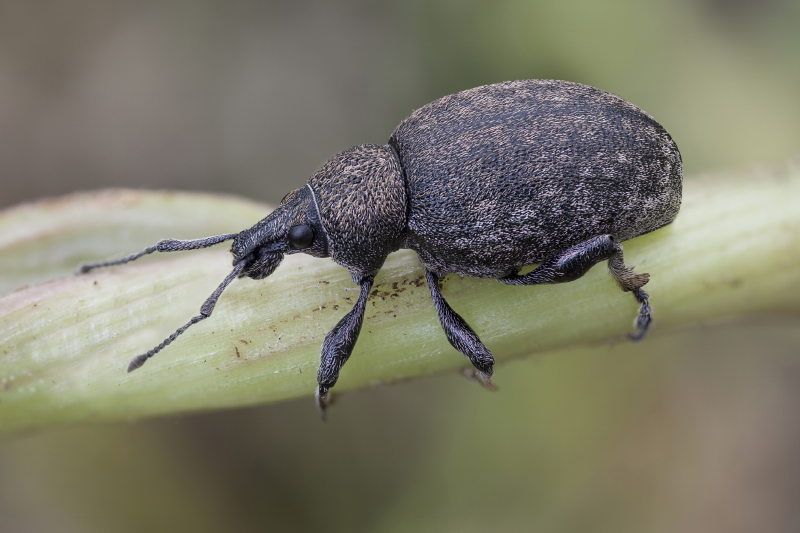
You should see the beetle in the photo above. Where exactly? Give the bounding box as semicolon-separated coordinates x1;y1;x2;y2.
80;79;682;416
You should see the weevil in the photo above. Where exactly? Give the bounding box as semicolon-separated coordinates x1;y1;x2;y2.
80;80;682;416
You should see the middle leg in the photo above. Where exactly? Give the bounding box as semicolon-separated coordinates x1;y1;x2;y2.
425;269;495;388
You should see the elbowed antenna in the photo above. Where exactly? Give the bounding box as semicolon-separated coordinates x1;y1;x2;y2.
78;233;239;273
76;232;243;371
127;260;246;372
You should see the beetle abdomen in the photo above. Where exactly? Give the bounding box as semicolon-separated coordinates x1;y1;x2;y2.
389;79;682;278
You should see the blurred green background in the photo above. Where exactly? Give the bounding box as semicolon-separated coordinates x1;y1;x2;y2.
1;1;799;531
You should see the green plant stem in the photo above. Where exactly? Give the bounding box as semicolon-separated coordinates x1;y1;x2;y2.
1;169;799;432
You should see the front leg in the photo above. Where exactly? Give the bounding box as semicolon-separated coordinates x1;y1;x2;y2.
316;276;374;418
425;270;495;388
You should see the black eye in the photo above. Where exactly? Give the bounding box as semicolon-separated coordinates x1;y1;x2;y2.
288;224;314;249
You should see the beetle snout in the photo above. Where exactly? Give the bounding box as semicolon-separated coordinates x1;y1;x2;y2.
230;229;262;260
230;232;283;263
230;237;246;262
239;248;284;280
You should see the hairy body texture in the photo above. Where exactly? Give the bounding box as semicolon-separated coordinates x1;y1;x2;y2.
80;79;682;416
390;80;682;277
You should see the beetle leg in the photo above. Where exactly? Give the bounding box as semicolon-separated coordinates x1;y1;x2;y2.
425;269;496;389
498;234;651;340
315;275;374;419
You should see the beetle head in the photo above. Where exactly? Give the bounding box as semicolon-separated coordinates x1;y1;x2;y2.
231;186;328;280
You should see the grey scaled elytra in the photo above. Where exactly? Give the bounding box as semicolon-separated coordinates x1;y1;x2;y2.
80;79;682;417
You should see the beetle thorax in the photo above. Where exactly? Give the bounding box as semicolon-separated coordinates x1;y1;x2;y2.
308;144;407;278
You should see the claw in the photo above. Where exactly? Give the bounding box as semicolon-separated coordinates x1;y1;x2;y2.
461;368;498;391
315;386;331;421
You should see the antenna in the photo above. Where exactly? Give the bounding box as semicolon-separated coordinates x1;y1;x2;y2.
127;260;246;372
78;233;238;273
77;232;243;371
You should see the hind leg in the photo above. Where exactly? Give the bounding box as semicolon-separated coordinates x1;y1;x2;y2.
498;235;652;340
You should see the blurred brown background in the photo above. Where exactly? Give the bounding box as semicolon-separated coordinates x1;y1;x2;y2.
1;1;800;532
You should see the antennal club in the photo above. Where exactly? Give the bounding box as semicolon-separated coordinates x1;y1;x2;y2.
127;260;247;372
